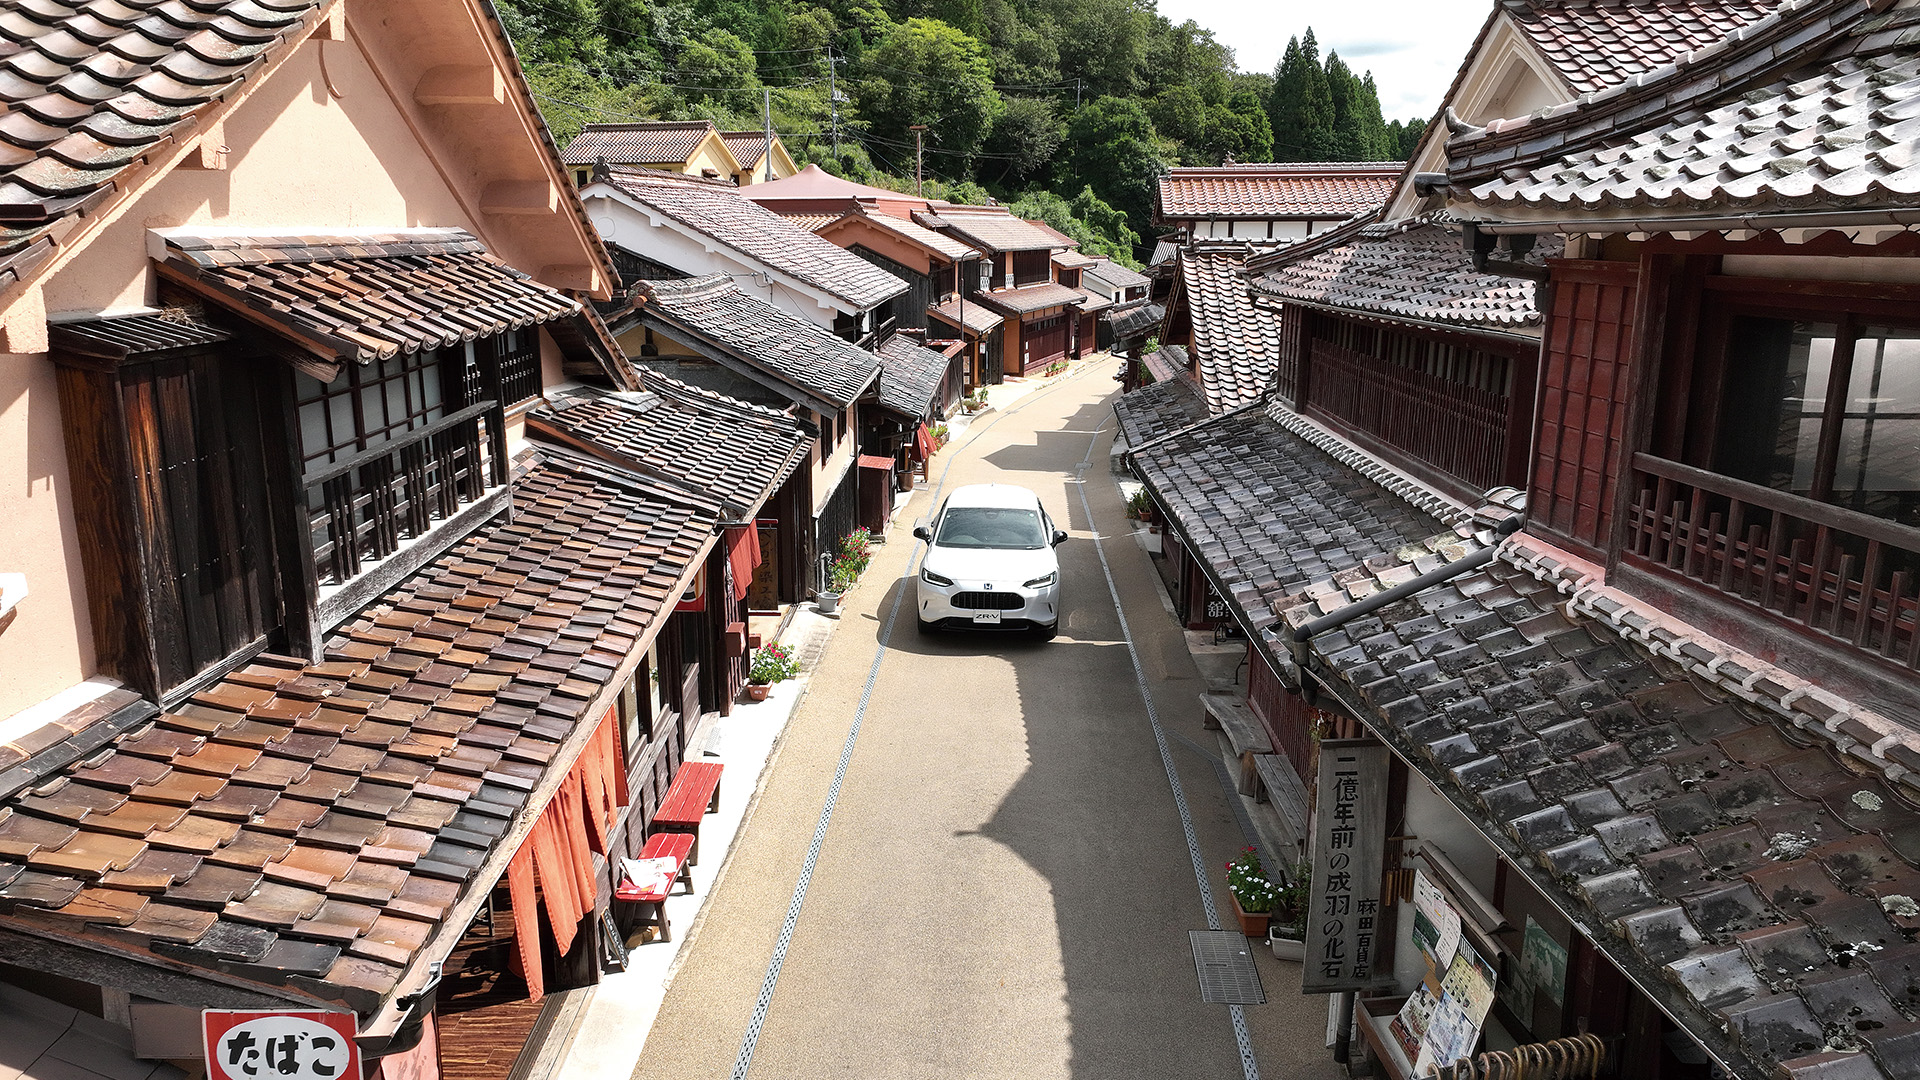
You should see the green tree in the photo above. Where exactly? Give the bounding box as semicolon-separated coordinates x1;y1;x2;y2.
984;96;1064;186
1387;116;1428;159
984;0;1060;86
1148;85;1207;150
1059;95;1162;246
1202;89;1272;163
1048;0;1148;98
856;18;1004;169
1268;31;1334;161
1010;186;1141;265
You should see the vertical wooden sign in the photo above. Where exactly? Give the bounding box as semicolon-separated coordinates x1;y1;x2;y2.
1302;739;1391;994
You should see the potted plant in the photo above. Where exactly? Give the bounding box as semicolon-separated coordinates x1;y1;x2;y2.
1225;847;1278;938
1269;860;1310;960
746;642;800;701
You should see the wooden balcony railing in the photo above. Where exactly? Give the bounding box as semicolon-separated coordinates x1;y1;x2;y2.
305;400;507;588
1307;340;1513;493
1626;453;1920;671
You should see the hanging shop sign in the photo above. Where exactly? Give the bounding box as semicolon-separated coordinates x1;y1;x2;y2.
203;1010;362;1080
1301;739;1390;994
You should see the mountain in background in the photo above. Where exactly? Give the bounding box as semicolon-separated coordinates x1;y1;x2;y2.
500;0;1426;260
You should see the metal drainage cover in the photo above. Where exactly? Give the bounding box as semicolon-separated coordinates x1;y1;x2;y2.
1190;930;1266;1005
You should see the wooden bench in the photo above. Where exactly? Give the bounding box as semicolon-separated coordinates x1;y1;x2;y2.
615;832;694;943
650;760;723;865
1251;753;1310;860
1201;692;1271;796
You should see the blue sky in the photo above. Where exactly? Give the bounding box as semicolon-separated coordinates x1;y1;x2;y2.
1155;0;1494;121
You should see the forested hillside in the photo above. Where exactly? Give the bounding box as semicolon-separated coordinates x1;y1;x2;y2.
500;0;1427;260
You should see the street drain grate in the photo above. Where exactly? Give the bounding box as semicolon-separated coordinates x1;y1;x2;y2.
1190;930;1266;1005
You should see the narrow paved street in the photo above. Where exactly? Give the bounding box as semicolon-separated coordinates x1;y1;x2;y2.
632;361;1340;1080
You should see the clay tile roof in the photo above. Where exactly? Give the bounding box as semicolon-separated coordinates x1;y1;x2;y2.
827;210;977;261
0;0;330;282
1460;34;1920;221
1052;250;1099;270
1074;287;1113;315
1130;402;1448;638
717;131;769;169
1112;362;1208;449
561;121;718;166
1249;219;1556;330
599;167;906;310
1156;163;1401;220
915;206;1062;253
929;295;1001;335
528;378;810;513
972;281;1086;317
1086;259;1150;290
1300;529;1920;1080
1178;246;1284;414
1503;0;1786;97
1107;301;1163;339
777;211;845;233
0;455;716;1018
874;336;950;419
638;274;881;408
154;228;584;365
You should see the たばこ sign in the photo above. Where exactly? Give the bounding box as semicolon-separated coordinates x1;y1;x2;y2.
203;1010;362;1080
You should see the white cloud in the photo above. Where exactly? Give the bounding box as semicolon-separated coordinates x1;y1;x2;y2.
1157;0;1493;120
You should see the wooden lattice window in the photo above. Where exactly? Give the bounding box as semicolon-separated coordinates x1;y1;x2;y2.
496;328;541;407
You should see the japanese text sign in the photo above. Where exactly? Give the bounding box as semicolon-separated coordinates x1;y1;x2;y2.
1302;739;1390;994
203;1010;362;1080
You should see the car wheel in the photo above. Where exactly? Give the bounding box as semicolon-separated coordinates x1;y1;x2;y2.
1036;621;1058;641
917;617;936;636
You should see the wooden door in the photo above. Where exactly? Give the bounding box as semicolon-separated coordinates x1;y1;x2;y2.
123;354;282;692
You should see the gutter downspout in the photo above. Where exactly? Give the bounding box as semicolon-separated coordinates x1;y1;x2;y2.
1285;516;1522;694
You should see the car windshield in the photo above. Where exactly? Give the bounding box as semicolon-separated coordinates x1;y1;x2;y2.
935;506;1047;549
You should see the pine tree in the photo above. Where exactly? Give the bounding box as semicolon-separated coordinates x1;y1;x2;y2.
1267;31;1333;161
1325;50;1362;160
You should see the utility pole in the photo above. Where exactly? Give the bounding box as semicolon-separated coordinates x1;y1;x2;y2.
910;123;927;197
763;87;773;183
1075;77;1081;110
828;50;841;162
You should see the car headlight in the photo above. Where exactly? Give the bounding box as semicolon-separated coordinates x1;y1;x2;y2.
1023;572;1056;588
921;567;954;587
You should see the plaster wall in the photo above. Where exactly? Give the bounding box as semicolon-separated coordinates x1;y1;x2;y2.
819;219;938;276
1720;253;1920;285
0;31;592;721
810;403;856;518
581;193;852;331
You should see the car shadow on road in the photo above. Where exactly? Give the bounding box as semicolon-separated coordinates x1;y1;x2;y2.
871;558;1252;1078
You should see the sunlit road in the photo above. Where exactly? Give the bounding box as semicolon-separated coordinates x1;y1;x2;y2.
631;360;1341;1080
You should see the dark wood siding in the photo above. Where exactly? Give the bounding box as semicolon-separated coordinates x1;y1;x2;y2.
850;245;930;332
1532;261;1639;558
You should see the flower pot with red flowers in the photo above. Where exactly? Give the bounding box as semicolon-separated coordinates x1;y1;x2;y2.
745;642;800;702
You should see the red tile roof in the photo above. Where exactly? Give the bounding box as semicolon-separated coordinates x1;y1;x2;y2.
154;229;585;365
1503;0;1785;97
718;131;770;169
0;455;717;1018
1156;164;1401;220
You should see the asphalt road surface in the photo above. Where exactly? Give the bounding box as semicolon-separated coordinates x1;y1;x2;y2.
632;361;1342;1080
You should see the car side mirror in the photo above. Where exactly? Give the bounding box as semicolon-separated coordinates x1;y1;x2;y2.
913;525;932;542
1051;530;1068;547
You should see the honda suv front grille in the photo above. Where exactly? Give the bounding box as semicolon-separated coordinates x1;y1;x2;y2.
951;591;1023;610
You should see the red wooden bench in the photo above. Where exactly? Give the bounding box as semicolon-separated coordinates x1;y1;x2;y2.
615;832;695;943
650;761;723;865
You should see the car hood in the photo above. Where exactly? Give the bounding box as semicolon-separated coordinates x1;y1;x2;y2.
922;544;1057;584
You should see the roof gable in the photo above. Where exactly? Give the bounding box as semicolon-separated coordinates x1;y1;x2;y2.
1157;163;1402;221
587;167;907;311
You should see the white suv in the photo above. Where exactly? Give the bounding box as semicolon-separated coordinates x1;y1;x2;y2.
913;484;1066;639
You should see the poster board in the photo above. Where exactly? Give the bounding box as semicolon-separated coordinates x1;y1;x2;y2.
1389;880;1498;1075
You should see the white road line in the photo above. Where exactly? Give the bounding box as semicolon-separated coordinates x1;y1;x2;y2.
729;365;1104;1079
1071;421;1262;1080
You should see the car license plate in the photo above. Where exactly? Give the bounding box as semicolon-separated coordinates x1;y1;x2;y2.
971;611;1001;625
